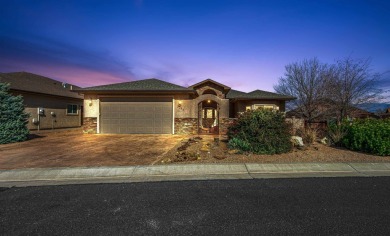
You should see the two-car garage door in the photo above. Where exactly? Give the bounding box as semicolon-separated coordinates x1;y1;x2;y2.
100;97;173;134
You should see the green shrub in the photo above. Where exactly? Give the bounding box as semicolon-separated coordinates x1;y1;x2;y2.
227;109;292;154
0;83;30;144
342;119;390;156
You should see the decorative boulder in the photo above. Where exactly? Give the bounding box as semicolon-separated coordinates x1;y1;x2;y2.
291;136;304;147
320;137;329;145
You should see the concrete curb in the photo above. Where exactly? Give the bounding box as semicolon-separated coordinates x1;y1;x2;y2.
1;163;390;187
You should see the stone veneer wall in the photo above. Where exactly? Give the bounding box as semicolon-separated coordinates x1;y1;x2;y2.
175;118;198;135
83;117;97;134
219;118;237;135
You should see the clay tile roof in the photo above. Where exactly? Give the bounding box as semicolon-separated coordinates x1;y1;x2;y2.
0;72;83;99
226;89;295;100
76;78;194;93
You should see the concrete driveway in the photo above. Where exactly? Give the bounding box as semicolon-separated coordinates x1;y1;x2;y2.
0;130;186;170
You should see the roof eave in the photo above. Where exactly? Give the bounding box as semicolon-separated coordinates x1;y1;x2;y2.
229;97;296;101
75;89;195;94
10;88;84;100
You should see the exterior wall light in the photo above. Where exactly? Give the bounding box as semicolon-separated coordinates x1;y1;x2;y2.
177;101;184;111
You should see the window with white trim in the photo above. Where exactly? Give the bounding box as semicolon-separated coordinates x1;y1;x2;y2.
253;104;279;111
67;104;78;115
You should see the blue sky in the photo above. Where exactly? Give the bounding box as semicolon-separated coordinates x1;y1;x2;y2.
0;0;389;94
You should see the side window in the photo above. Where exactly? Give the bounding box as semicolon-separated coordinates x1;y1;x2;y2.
67;104;78;115
253;104;279;111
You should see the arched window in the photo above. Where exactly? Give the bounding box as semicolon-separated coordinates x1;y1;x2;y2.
202;89;217;96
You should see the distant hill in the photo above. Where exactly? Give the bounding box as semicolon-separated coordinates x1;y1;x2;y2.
357;103;390;113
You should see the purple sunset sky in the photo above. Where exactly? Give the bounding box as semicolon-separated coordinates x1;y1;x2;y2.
0;0;389;94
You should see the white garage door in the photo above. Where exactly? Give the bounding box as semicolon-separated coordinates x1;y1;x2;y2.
100;97;173;134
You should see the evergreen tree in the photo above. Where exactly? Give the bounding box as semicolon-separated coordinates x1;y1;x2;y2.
0;83;30;144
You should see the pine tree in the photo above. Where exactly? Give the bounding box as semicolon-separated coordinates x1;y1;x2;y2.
0;83;30;144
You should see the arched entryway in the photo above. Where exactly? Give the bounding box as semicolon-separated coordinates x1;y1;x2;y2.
198;99;219;134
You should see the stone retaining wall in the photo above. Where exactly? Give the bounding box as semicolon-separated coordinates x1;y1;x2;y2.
83;117;97;134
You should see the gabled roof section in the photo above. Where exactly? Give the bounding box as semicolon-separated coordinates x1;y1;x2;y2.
76;78;194;93
225;89;247;98
188;78;231;90
0;72;83;99
227;89;295;100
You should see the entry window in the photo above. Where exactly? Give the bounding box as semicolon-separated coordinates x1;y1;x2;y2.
67;104;78;115
207;109;213;118
203;108;216;118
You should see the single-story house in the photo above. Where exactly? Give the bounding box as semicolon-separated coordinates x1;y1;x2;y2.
0;72;84;130
75;78;295;135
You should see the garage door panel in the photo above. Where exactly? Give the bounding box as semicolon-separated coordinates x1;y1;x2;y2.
100;98;173;134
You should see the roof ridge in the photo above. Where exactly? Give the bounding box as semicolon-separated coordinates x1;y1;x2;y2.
188;78;231;89
76;78;194;92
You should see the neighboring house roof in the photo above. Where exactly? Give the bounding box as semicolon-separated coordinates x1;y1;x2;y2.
349;107;379;119
76;78;194;93
286;105;379;120
0;72;83;99
189;78;231;90
226;89;295;100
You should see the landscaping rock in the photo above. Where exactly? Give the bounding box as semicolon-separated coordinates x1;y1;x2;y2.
213;155;227;160
291;136;304;147
320;137;328;145
177;142;190;151
228;149;240;154
200;146;210;152
174;151;199;162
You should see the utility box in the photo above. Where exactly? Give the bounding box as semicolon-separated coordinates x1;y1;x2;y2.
38;107;45;115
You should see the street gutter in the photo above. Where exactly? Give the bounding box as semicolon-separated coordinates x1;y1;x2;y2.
1;163;390;187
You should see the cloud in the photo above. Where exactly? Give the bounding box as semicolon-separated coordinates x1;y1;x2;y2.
0;33;136;86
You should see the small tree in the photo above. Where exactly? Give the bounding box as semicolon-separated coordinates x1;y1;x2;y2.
227;109;292;154
330;58;383;123
274;58;333;122
0;83;29;144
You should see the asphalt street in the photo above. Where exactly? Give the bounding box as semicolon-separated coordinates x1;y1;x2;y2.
1;177;390;235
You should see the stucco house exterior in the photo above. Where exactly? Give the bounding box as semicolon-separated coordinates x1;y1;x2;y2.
0;72;83;130
76;78;294;135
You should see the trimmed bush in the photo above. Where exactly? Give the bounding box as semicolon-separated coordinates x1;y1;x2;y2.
0;83;30;144
342;119;390;156
227;109;292;154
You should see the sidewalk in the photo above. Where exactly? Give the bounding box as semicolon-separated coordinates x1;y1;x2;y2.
1;163;390;187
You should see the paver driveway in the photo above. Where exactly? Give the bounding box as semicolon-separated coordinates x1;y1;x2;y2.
0;130;186;170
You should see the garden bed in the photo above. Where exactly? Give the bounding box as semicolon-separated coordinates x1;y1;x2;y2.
158;136;390;164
